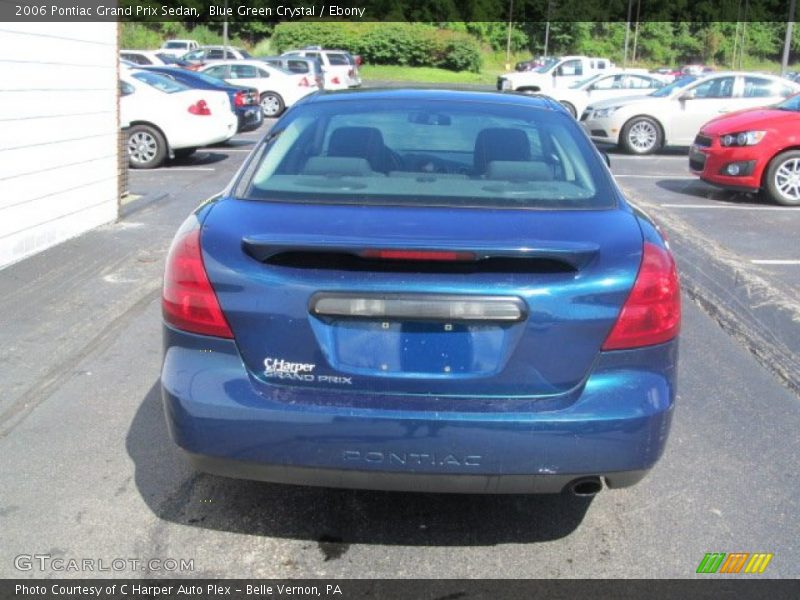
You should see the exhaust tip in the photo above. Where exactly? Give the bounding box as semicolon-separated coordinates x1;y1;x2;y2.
568;477;603;497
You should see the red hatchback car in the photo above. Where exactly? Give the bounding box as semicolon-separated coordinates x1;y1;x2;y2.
690;93;800;205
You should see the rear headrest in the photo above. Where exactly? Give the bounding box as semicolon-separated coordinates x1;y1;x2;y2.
474;127;531;174
486;160;554;181
328;126;386;161
303;156;374;176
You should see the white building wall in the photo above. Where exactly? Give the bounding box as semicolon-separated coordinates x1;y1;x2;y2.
0;23;119;269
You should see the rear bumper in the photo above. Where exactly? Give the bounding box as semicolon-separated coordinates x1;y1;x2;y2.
161;327;677;493
235;106;263;133
188;454;649;493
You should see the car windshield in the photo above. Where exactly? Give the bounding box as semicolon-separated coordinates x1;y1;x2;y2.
776;94;800;111
240;98;613;210
176;70;231;87
651;76;697;97
156;53;178;64
131;71;189;93
535;58;559;73
571;74;604;89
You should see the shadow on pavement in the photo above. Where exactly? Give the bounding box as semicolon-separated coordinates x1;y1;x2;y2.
170;152;231;167
127;382;594;548
655;178;765;204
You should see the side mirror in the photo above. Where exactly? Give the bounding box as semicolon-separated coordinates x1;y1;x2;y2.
679;89;697;101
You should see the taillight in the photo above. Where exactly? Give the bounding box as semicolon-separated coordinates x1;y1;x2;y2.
162;227;233;338
602;242;680;350
233;91;246;106
361;249;476;262
188;99;211;116
298;76;310;87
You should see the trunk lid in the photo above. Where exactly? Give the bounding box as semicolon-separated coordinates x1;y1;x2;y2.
201;200;642;398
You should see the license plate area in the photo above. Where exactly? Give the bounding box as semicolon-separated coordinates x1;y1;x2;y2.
311;318;513;377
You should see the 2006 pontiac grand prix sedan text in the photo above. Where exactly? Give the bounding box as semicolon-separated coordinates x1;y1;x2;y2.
160;90;681;496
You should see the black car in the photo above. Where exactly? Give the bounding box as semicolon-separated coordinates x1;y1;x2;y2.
141;66;262;133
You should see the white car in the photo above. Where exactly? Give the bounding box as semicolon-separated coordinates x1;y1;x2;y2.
159;39;200;58
200;60;318;117
548;70;666;118
120;70;237;168
119;50;175;66
281;48;361;90
582;72;800;154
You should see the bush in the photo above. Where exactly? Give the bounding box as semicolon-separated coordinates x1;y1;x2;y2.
120;23;162;50
271;22;483;73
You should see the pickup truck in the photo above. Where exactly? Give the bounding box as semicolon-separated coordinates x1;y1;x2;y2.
498;55;615;93
159;39;200;58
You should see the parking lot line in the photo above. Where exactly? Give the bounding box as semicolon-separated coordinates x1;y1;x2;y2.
750;260;800;265
615;175;695;179
611;155;687;160
130;167;216;172
660;203;799;211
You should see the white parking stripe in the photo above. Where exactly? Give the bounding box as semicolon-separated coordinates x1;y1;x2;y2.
615;174;695;179
131;167;216;172
611;155;687;160
751;260;800;265
660;203;798;211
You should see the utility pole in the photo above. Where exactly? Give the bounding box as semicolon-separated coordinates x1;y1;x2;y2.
632;0;641;64
505;0;514;70
623;0;633;69
222;0;229;59
544;0;553;59
782;0;797;75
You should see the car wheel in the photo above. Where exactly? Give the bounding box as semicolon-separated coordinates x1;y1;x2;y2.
127;125;167;169
560;101;577;118
260;92;285;118
173;148;197;159
620;116;662;155
765;150;800;206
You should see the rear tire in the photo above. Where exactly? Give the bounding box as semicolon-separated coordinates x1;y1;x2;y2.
127;124;167;169
620;116;662;155
764;150;800;206
260;92;285;118
560;101;577;118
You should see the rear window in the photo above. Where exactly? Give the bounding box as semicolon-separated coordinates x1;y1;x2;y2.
240;99;613;210
131;71;189;93
164;41;188;49
327;53;349;66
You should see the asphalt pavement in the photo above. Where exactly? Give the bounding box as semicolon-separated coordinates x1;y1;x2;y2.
1;114;799;579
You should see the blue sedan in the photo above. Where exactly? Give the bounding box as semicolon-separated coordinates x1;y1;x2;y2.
142;66;263;133
161;90;680;496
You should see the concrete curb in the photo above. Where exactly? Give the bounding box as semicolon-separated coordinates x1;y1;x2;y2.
119;191;169;220
622;186;800;396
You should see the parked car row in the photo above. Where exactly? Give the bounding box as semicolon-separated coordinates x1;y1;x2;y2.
120;69;238;169
119;40;366;169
